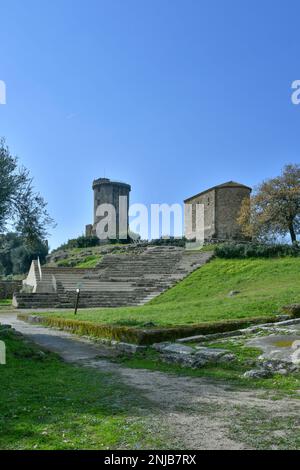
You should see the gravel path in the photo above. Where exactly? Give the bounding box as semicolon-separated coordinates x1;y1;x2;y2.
1;311;299;450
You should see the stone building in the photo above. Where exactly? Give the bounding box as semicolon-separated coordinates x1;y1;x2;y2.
184;181;252;241
86;178;131;240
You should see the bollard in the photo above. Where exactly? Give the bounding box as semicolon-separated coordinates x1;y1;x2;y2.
74;288;80;315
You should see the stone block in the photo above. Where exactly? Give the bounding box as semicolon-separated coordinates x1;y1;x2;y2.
161;343;195;355
243;369;273;379
194;346;235;362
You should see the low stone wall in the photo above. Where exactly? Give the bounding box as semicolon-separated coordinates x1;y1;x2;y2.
0;280;22;299
17;312;285;345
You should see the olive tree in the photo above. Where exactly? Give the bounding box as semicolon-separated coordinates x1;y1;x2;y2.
0;138;54;246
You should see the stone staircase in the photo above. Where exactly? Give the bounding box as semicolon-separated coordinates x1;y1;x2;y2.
13;246;213;309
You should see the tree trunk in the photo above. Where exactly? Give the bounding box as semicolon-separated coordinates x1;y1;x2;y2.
289;223;297;243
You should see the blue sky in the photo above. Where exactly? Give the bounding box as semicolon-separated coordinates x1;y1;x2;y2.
1;0;300;248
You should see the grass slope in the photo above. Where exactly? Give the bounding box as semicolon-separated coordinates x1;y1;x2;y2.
0;330;168;450
55;248;103;268
39;257;300;327
50;244;130;268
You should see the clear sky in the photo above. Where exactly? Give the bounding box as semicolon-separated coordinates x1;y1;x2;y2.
1;0;300;249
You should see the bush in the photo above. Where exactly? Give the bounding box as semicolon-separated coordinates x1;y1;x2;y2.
108;237;133;245
281;304;300;318
53;236;100;251
56;259;78;267
149;237;186;247
215;242;300;259
53;234;137;252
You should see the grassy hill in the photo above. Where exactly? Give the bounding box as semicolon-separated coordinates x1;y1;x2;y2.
38;256;300;327
46;246;103;268
46;244;131;268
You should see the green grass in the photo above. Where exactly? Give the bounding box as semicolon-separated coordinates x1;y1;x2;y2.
76;255;102;268
229;408;300;450
0;299;12;306
117;342;300;397
50;244;132;268
52;247;103;268
0;330;169;450
0;299;12;310
37;257;300;327
198;243;223;252
57;254;102;268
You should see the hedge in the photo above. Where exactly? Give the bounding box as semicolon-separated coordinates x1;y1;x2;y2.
17;313;284;345
148;237;186;247
215;242;300;259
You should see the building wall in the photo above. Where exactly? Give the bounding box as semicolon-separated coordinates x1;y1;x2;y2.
184;189;216;240
215;187;251;240
91;179;131;239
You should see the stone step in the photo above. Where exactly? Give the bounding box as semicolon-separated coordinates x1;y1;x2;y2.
15;248;213;308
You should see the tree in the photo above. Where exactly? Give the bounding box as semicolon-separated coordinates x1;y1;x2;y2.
238;164;300;243
0;233;48;275
0;138;54;245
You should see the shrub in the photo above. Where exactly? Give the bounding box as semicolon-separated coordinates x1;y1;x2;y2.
108;237;133;245
53;236;100;251
149;237;186;247
215;242;300;259
67;236;100;249
57;259;78;267
281;304;300;318
53;234;137;252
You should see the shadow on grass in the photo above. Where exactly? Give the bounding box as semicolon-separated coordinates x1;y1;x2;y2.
0;330;166;450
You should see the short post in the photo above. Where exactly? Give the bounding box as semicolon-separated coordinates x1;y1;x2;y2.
74;288;80;315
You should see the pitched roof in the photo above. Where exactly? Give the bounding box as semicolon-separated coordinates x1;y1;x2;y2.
184;181;252;203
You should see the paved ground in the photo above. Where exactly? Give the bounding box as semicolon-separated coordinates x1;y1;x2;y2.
247;327;300;363
1;311;300;450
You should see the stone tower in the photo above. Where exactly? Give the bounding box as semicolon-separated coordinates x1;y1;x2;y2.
86;178;131;240
184;181;252;241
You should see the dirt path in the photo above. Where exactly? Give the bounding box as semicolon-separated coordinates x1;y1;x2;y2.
1;311;299;450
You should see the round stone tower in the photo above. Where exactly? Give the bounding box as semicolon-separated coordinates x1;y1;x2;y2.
86;178;131;240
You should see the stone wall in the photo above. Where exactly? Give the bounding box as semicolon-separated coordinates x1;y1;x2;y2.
184;182;251;241
87;178;131;239
215;186;251;240
0;280;22;299
184;189;216;240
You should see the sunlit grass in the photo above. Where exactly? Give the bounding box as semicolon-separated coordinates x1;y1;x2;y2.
37;257;300;327
0;330;168;450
